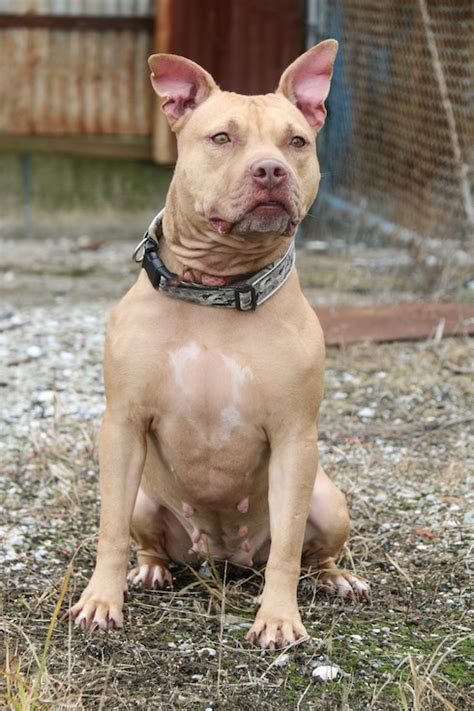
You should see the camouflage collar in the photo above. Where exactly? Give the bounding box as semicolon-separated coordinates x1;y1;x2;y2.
133;209;295;312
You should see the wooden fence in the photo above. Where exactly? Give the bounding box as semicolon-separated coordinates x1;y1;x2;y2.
0;0;304;163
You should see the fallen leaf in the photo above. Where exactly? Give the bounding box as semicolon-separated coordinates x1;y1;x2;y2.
414;527;436;539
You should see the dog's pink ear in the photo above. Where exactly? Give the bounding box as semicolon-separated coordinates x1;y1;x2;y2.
278;40;338;131
148;54;216;126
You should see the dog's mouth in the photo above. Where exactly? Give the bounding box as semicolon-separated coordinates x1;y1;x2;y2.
250;199;288;212
209;200;293;235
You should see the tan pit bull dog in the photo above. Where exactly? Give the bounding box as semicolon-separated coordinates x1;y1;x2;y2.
68;40;370;649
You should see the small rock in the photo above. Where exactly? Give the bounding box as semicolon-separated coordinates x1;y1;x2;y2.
305;240;328;252
0;304;15;319
312;664;341;681
198;647;216;657
60;351;75;362
77;235;92;248
273;653;290;667
464;510;474;526
358;407;375;418
36;390;55;403
26;345;42;359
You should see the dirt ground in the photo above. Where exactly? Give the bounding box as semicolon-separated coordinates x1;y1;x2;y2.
1;231;473;710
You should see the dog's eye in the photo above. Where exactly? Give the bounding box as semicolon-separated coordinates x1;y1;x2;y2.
290;136;307;148
211;132;231;144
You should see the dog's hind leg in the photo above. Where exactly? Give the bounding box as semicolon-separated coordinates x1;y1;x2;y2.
302;465;371;601
128;488;194;589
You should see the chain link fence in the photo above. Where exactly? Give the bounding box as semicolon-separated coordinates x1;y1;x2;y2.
305;0;473;263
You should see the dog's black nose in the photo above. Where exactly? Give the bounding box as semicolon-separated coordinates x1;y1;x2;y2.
251;159;288;189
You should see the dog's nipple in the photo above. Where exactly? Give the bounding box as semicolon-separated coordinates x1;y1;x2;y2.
182;502;194;518
237;497;249;514
238;525;248;538
191;528;202;544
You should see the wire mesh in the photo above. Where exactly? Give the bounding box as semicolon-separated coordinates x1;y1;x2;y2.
306;0;473;247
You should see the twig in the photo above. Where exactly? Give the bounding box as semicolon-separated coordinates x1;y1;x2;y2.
216;562;227;706
385;553;414;589
257;636;309;682
296;682;312;710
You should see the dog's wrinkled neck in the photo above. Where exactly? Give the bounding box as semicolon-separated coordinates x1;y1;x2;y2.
161;182;294;285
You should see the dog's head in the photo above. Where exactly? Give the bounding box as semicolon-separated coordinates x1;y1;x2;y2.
148;41;338;239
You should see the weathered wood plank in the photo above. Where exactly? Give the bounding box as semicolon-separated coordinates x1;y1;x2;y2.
315;303;474;346
0;134;152;159
0;14;153;30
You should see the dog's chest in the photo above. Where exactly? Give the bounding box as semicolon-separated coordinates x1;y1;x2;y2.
167;341;252;442
149;340;268;503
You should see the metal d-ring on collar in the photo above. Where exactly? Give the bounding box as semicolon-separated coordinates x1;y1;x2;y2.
132;208;295;311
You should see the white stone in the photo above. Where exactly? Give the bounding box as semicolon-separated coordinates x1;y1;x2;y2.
37;390;55;403
312;665;341;681
273;653;290;667
198;647;216;657
358;407;376;418
60;351;75;361
26;345;42;359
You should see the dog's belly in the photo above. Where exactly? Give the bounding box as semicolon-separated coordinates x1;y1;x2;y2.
155;415;268;505
141;430;270;564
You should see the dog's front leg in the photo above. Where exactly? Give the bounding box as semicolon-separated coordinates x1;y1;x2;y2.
68;410;147;629
247;426;318;649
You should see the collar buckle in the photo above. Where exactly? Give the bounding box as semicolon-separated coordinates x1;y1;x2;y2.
234;285;258;311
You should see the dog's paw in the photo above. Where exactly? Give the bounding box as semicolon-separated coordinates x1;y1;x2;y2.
318;569;371;602
127;563;172;590
246;609;309;649
65;586;124;630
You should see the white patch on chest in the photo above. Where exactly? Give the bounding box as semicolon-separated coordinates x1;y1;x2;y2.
220;404;241;440
168;343;253;444
169;341;200;395
222;355;253;401
218;356;252;441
